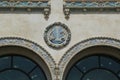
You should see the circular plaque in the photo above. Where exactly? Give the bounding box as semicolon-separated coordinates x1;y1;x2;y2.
44;22;71;49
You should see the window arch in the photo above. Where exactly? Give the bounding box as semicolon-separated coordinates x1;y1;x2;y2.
0;55;47;80
59;37;120;80
66;55;120;80
63;46;120;80
0;46;51;80
0;37;56;80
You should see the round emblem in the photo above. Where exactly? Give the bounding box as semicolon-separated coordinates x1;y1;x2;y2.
44;22;71;49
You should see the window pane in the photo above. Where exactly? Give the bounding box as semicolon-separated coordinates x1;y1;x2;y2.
30;67;46;80
67;66;83;80
13;56;36;73
66;55;120;80
82;69;119;80
0;70;30;80
0;56;47;80
76;56;99;73
0;56;11;70
101;56;120;73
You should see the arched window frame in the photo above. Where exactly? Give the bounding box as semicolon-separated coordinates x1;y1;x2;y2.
0;37;56;80
59;37;120;80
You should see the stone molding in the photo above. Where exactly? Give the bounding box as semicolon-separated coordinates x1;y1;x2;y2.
0;37;56;80
0;0;50;19
1;37;120;80
59;37;120;80
64;0;120;19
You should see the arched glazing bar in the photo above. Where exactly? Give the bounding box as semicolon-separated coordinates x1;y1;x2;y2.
66;55;120;80
0;55;47;80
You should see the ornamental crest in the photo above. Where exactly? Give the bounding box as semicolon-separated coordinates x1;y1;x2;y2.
44;22;71;49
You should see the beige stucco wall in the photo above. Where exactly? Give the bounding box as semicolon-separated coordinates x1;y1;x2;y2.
0;0;120;63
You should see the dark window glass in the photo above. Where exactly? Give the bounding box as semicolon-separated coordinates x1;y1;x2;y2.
0;56;47;80
13;56;36;73
101;56;120;73
82;69;118;80
67;66;83;80
0;56;11;70
66;55;120;80
76;56;99;73
0;70;30;80
30;67;46;80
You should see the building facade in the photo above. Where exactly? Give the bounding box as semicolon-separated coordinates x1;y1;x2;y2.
0;0;120;80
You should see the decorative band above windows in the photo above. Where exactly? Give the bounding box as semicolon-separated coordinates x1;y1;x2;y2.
0;0;50;19
63;0;120;19
64;0;120;8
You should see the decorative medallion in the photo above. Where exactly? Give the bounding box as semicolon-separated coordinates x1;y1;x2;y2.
44;22;71;49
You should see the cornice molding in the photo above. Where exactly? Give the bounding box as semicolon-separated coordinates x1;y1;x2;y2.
63;0;120;19
0;0;50;19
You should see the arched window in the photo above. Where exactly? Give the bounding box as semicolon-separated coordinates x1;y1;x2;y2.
0;38;55;80
0;55;47;80
60;38;120;80
66;55;120;80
